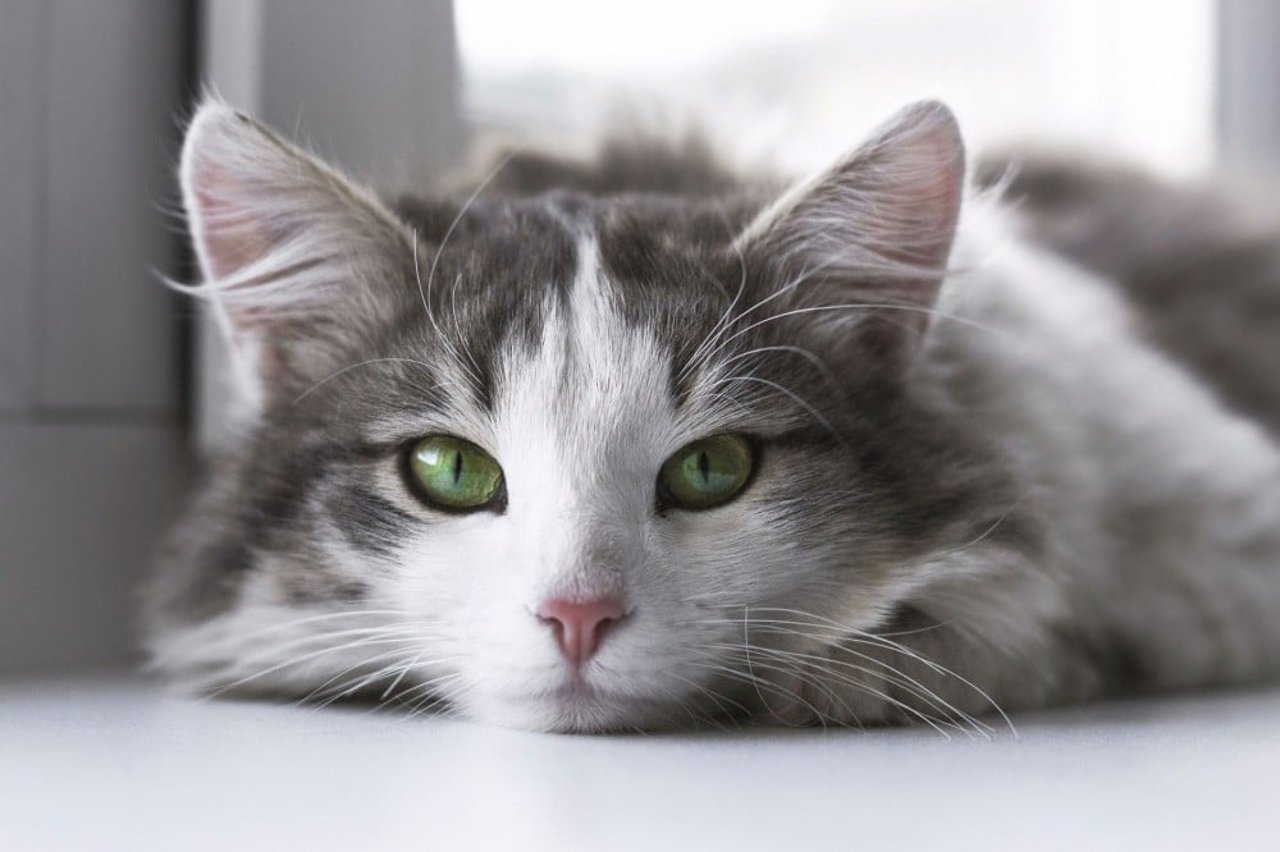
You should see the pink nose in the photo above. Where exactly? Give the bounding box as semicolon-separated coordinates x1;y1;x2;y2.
536;597;627;665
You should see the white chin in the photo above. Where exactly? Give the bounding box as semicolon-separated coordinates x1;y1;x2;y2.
466;686;677;733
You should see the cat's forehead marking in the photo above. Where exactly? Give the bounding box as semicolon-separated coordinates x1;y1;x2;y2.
492;227;677;503
527;228;671;423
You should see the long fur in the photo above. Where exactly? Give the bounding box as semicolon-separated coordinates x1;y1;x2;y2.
145;98;1280;734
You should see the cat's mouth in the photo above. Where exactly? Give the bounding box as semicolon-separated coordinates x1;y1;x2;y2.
524;669;610;710
483;674;671;732
550;678;605;704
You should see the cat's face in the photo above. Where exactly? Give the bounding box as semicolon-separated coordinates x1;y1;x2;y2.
148;101;999;731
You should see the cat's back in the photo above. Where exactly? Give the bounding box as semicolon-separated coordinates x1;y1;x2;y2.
980;152;1280;437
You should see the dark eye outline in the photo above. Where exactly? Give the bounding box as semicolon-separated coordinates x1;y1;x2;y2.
400;435;508;515
655;434;759;513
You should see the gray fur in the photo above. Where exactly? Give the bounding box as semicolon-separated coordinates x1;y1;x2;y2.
977;150;1280;435
145;100;1280;733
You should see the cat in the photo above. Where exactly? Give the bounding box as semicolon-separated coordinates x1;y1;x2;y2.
145;97;1280;734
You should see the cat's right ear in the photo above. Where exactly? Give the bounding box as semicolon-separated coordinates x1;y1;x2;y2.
179;99;414;398
733;101;966;373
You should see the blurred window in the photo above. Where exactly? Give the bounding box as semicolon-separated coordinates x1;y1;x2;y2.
456;0;1214;176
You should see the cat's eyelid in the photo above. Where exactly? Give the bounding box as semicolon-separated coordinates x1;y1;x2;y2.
672;394;818;441
360;414;495;454
669;417;817;451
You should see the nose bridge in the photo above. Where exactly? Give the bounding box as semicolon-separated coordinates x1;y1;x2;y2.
505;346;653;603
535;511;635;602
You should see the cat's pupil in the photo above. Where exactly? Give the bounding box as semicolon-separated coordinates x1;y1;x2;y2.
697;451;710;484
452;451;463;485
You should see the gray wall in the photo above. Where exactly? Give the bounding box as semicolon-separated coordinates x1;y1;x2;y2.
0;0;192;671
1219;0;1280;169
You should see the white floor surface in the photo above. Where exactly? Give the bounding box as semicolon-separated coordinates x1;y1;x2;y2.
2;675;1277;851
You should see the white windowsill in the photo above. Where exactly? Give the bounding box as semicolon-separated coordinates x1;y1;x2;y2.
2;675;1276;851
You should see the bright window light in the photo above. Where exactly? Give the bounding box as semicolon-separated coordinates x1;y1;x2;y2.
456;0;1215;176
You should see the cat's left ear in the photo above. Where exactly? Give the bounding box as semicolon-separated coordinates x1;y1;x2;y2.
735;101;965;369
179;98;415;400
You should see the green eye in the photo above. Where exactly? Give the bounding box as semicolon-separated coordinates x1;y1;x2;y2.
658;434;754;511
406;435;505;512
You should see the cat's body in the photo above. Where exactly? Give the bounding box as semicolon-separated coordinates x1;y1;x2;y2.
147;101;1280;732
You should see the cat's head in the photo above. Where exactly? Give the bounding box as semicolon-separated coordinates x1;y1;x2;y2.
148;99;1010;731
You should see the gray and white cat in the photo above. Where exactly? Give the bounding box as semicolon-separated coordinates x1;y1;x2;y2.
145;98;1280;734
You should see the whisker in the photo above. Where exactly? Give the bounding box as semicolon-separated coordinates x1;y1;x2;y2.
224;625;426;663
692;603;1016;736
175;608;424;646
684;658;834;729
412;153;516;397
292;357;437;404
300;658;413;709
207;634;420;697
711;641;962;737
716;640;991;738
708;374;843;442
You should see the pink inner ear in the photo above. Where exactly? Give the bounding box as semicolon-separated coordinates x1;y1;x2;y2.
191;158;267;282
